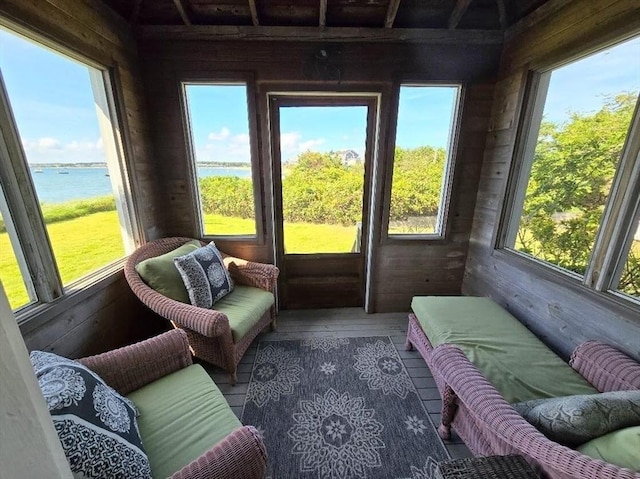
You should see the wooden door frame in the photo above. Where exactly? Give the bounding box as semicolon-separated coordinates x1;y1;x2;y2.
267;92;380;309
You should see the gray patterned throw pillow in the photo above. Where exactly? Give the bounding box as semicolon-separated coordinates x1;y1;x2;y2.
30;350;151;479
512;390;640;446
174;241;234;308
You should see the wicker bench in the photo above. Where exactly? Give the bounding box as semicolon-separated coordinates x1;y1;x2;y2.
406;296;640;479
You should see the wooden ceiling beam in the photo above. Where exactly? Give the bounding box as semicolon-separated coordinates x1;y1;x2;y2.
496;0;508;30
384;0;401;28
138;25;504;44
319;0;327;28
248;0;260;27
130;0;143;25
172;0;192;26
448;0;473;29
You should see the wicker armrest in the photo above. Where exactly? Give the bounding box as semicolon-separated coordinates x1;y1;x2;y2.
223;255;279;293
570;340;640;392
431;344;638;479
169;426;267;479
78;330;192;395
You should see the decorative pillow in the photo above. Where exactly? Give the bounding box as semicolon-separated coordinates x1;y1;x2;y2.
174;241;234;308
512;390;640;446
30;351;151;479
577;425;640;471
135;240;201;303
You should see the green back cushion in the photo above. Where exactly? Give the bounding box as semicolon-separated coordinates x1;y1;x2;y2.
127;364;241;479
411;296;597;403
577;426;640;471
135;240;201;303
215;285;275;342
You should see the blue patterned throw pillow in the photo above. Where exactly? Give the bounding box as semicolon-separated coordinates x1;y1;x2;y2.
30;351;151;479
174;241;234;308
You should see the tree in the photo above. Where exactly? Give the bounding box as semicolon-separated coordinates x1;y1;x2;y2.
516;93;639;294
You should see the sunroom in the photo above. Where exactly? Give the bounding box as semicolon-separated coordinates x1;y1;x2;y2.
1;0;639;478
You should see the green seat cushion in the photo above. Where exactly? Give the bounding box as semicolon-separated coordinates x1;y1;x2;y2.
411;296;597;403
127;364;241;479
577;426;640;471
214;285;275;342
135;240;201;303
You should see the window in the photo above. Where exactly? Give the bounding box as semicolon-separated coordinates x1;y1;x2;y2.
0;27;137;311
388;85;460;237
504;35;640;301
183;83;258;237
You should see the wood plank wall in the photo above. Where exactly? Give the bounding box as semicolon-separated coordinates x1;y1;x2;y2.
138;39;500;311
463;0;640;360
0;0;165;355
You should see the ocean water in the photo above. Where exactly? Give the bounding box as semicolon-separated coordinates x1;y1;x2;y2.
29;166;251;204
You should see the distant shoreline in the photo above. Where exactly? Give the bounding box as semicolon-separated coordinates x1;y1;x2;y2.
29;162;252;169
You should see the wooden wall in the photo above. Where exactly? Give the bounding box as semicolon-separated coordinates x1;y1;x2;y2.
0;0;165;355
463;0;640;360
138;38;500;311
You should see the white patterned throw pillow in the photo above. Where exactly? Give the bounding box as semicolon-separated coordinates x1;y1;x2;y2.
173;241;234;308
30;351;151;479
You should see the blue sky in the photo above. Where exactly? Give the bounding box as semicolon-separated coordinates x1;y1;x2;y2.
1;27;639;164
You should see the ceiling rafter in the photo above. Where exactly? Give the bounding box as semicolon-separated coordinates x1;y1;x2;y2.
384;0;401;28
130;0;143;25
496;0;508;30
319;0;327;27
172;0;192;25
248;0;260;26
448;0;473;29
139;25;504;44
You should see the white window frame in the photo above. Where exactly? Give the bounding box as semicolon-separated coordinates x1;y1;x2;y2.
0;25;140;313
500;37;640;304
181;80;262;241
385;83;463;240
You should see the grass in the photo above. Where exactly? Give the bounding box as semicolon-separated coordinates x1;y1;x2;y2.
1;211;124;309
2;212;359;309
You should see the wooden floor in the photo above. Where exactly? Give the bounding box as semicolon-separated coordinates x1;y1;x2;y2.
200;308;473;460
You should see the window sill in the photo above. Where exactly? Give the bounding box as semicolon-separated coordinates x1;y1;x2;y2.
17;258;127;337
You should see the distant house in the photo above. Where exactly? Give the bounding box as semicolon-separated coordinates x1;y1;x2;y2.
336;149;361;166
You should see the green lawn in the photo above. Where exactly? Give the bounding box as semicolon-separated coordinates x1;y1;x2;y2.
2;212;359;309
1;211;124;310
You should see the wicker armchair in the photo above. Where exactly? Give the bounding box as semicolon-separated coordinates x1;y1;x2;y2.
124;236;279;384
79;330;267;479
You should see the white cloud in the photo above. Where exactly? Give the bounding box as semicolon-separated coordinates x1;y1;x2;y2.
299;138;325;151
23;136;105;163
207;127;231;141
198;128;250;163
279;131;326;162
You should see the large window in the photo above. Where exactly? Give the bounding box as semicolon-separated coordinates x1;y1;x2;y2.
388;85;460;237
0;27;137;311
504;35;640;301
183;83;258;237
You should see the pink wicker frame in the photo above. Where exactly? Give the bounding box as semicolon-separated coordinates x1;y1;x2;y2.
405;313;640;479
79;330;267;479
124;237;279;385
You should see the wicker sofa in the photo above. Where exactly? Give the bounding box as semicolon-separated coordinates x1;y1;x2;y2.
406;296;640;479
78;329;267;479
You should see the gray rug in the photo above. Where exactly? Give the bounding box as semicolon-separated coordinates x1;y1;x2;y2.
241;336;449;479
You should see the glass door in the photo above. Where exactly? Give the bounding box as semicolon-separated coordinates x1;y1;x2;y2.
269;95;377;308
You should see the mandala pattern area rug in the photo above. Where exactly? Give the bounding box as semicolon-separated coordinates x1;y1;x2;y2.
241;336;450;479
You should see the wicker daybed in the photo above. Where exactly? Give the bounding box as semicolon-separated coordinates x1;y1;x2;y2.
406;296;640;479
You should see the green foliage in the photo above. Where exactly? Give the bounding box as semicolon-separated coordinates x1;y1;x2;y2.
199;176;255;219
389;146;445;220
516;93;639;294
198;148;447;227
0;195;116;233
282;151;364;226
